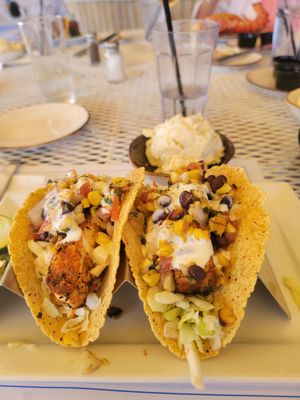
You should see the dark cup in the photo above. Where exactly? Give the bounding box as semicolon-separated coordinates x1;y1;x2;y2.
260;32;273;47
273;56;300;91
238;33;257;48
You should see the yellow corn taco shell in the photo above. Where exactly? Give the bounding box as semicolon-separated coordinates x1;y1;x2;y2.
123;165;269;360
8;168;144;347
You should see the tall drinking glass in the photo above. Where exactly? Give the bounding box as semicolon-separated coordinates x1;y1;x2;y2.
152;20;219;119
18;15;76;104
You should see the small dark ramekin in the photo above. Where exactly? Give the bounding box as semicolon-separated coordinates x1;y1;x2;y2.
238;33;257;48
273;56;300;91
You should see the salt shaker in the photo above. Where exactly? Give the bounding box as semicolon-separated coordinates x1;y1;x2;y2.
103;41;125;83
85;32;100;65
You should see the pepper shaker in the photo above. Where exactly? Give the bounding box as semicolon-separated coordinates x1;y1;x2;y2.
103;41;125;83
85;32;100;65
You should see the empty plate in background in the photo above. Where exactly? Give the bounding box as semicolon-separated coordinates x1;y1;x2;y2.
0;103;89;149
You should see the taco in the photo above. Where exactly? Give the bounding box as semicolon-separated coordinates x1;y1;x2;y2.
123;163;269;386
9;168;144;347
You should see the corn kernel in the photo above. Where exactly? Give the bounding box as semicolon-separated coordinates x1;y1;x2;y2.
226;222;236;233
58;180;68;189
209;215;227;235
187;169;201;183
142;270;160;287
188;226;194;236
111;177;128;187
218;308;236;326
95;232;111;246
146;202;155;212
183;214;193;223
193;228;210;241
158;241;173;257
216;183;232;195
142;258;153;273
173;219;184;235
217;252;230;267
81;198;90;208
90;207;96;217
88;191;101;206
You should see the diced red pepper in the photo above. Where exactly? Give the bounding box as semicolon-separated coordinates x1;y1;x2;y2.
79;181;91;197
111;195;120;222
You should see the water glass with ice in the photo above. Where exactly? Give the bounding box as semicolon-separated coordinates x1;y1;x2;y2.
18;15;76;104
152;20;219;119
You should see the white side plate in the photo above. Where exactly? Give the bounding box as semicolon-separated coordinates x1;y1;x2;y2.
286;88;300;123
0;103;89;149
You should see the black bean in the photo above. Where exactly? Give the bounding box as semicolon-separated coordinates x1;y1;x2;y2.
168;208;185;221
179;191;193;209
158;195;171;207
38;231;51;241
206;175;215;186
107;306;123;319
41;208;47;220
61;201;74;214
211;232;236;249
220;196;233;209
211;175;227;193
152;208;168;223
188;265;207;282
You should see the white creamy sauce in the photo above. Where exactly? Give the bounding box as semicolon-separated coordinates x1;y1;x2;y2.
148;224;213;275
61;224;82;244
43;188;82;243
172;235;213;274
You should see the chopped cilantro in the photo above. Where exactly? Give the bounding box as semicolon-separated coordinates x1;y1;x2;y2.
114;188;122;197
143;215;148;232
104;197;113;206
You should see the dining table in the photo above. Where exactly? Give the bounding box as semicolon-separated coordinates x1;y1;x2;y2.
0;31;299;400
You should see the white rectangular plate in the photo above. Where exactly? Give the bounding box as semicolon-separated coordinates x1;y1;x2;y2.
0;164;299;397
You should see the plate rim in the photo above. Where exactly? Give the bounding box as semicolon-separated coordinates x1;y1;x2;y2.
214;52;262;67
0;103;90;150
286;87;300;109
245;66;279;92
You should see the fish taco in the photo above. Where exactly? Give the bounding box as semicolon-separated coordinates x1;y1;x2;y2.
123;163;269;385
9;168;144;347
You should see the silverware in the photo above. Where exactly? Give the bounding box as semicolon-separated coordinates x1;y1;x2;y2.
0;163;19;201
74;32;118;57
215;50;254;63
259;256;291;318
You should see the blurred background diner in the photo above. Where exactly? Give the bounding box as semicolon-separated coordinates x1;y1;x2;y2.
0;0;80;40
